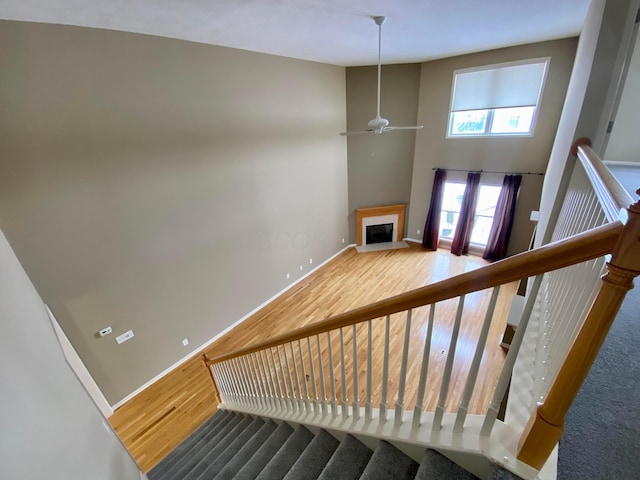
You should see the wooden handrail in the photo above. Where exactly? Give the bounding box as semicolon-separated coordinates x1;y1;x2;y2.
518;194;640;469
208;221;622;365
573;138;634;222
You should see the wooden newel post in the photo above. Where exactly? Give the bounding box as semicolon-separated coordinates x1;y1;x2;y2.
517;193;640;470
202;353;222;405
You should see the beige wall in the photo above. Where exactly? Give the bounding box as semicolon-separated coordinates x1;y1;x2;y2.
345;64;421;242
407;38;578;255
0;228;141;479
0;21;348;404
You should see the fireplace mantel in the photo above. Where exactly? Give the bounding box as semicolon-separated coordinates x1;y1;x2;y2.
355;204;406;246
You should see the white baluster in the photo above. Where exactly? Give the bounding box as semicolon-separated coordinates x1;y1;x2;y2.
395;309;412;426
455;287;500;432
352;324;360;420
365;320;373;422
307;337;319;414
380;315;391;422
481;275;543;435
231;358;249;406
240;355;257;407
275;345;292;410
250;353;267;409
281;345;297;412
259;350;276;409
211;364;227;403
316;335;328;415
326;331;338;417
288;342;304;412
238;357;255;406
221;361;237;404
339;328;348;420
433;295;465;430
413;304;435;428
298;340;311;412
216;362;231;403
269;348;284;408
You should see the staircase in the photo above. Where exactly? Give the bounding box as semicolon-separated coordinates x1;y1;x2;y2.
148;409;519;480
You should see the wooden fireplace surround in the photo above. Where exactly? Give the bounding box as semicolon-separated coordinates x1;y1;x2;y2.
355;204;406;246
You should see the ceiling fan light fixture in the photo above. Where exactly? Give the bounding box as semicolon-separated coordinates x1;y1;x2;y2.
340;15;423;137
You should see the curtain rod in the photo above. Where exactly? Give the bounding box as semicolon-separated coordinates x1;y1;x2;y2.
433;167;544;176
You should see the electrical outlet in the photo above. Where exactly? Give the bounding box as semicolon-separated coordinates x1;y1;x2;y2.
342;238;345;244
299;265;303;271
417;229;421;235
182;338;189;347
98;326;112;337
286;273;290;279
309;258;313;264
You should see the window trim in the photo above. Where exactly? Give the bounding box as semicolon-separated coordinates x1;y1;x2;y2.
446;57;550;139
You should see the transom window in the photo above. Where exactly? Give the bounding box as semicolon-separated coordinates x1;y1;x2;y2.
439;182;502;247
447;58;549;138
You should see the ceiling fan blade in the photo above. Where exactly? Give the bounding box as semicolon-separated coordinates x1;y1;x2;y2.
383;125;424;131
339;129;374;136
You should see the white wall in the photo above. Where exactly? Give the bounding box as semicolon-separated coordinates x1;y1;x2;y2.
605;33;640;163
536;0;638;245
0;228;141;479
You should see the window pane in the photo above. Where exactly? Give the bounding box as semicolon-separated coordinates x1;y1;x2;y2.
439;182;466;240
490;106;535;134
449;110;488;136
470;185;502;246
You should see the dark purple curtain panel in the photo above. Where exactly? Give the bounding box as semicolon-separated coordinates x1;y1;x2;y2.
450;172;481;256
483;175;522;260
422;169;447;250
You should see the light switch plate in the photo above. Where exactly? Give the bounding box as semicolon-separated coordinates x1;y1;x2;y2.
116;330;134;345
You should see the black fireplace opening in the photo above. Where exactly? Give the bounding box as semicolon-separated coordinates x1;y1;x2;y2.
366;223;393;244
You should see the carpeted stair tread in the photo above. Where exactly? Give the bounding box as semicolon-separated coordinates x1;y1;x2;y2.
415;450;478;479
359;440;419;480
151;410;530;480
214;420;278;480
282;429;340;480
148;410;228;480
254;425;315;480
189;416;265;480
180;415;255;480
160;413;246;480
491;465;525;479
317;434;372;480
232;421;295;480
192;416;266;480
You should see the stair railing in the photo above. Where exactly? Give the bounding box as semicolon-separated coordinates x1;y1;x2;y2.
203;138;639;478
516;139;640;469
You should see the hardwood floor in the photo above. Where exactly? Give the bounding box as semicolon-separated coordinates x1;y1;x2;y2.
109;243;516;472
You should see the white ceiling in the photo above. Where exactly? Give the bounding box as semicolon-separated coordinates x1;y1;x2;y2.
0;0;591;66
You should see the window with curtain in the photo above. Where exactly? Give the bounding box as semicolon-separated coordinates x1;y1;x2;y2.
439;181;501;247
447;58;549;137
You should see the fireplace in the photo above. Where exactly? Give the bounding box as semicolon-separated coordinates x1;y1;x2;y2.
355;204;406;246
366;223;393;244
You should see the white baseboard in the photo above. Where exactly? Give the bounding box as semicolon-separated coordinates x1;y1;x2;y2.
403;237;422;244
111;244;356;410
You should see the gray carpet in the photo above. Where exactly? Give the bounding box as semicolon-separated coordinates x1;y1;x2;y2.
147;411;496;480
558;280;640;479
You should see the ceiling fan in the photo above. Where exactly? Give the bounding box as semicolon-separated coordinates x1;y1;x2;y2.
340;16;423;136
